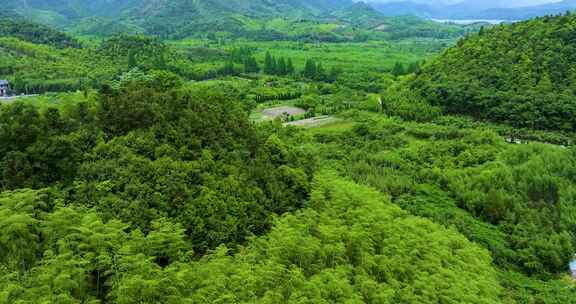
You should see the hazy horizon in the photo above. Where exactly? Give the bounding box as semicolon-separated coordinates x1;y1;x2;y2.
362;0;563;8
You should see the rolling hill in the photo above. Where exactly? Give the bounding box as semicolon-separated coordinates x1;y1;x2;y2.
410;12;576;131
2;0;473;39
3;0;353;27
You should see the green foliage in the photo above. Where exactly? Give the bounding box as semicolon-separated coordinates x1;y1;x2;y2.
306;111;576;299
178;172;503;303
411;13;576;131
1;7;574;303
100;35;167;70
0;17;80;48
380;85;442;122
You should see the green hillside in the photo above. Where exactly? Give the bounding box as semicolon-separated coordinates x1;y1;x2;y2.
1;3;576;304
2;0;474;40
0;17;80;48
411;13;576;132
4;0;352;32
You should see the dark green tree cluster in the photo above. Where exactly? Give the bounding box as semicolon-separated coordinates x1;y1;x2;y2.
0;71;313;261
411;13;576;131
229;46;253;63
218;61;237;76
0;17;80;48
391;61;421;76
243;56;260;73
100;35;168;70
302;59;342;82
0;173;504;303
264;51;295;76
229;47;260;73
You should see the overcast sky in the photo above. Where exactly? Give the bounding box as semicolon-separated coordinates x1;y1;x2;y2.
362;0;562;7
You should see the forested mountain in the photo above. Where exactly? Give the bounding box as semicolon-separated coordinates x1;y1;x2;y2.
411;12;576;131
368;0;576;20
9;0;353;18
328;1;386;27
4;0;352;36
1;0;472;39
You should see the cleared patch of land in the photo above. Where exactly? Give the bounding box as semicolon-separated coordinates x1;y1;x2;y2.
284;116;339;128
261;106;306;120
0;95;39;103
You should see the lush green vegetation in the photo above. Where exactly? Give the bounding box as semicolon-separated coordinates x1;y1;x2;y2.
0;17;80;48
1;6;576;304
4;0;477;41
411;12;576;132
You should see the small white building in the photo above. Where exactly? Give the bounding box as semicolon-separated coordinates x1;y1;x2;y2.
0;80;9;97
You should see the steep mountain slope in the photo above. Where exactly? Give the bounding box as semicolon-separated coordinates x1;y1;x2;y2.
410;13;576;131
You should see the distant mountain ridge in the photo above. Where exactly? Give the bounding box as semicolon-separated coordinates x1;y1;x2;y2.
2;0;357;37
368;0;576;20
328;1;387;27
4;0;354;23
1;0;473;40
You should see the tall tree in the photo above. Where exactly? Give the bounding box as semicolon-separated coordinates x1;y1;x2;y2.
303;59;317;79
277;57;287;75
391;62;405;76
244;57;259;74
264;52;275;75
286;58;295;75
327;66;341;83
315;63;326;81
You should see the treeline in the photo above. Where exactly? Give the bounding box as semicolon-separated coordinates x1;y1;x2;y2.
410;12;576;132
0;17;80;48
217;49;342;82
0;33;218;94
391;61;421;76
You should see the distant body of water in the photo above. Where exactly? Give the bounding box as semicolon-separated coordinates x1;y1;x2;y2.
431;19;516;25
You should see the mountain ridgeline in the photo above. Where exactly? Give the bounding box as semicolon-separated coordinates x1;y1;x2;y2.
1;0;475;40
369;0;576;20
5;0;350;36
411;12;576;132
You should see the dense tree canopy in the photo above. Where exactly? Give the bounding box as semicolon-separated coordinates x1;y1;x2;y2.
411;12;576;131
0;172;504;303
1;7;575;304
